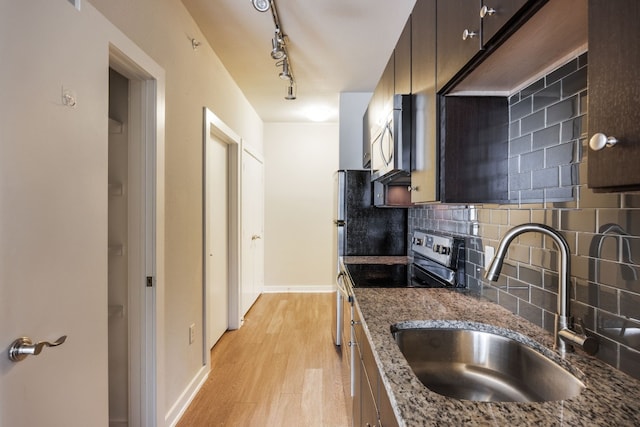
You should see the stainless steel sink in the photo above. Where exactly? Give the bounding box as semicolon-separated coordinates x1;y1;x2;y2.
392;326;585;402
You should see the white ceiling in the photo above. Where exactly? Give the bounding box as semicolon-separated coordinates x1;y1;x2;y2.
181;0;416;122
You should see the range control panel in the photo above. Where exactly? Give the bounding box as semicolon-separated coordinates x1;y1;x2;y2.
411;230;459;267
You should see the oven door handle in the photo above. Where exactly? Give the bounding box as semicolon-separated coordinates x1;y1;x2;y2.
336;272;353;302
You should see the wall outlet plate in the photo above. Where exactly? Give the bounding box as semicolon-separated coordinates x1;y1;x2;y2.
484;245;495;269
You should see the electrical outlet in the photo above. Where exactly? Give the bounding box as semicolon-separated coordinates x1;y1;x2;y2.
189;323;196;345
484;245;495;269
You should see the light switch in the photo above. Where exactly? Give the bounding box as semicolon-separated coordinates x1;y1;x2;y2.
189;323;196;345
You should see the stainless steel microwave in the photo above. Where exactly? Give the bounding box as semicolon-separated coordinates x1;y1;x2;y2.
370;94;412;184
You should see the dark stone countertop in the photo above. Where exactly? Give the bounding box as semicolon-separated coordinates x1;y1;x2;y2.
353;287;640;426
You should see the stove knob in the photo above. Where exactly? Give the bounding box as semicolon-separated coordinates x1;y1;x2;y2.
433;244;440;253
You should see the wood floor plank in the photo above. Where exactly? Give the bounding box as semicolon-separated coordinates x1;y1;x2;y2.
177;293;349;427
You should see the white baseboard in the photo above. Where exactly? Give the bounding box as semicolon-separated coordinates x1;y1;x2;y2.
165;365;209;427
262;284;334;293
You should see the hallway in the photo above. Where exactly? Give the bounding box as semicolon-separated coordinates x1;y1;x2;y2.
177;293;349;426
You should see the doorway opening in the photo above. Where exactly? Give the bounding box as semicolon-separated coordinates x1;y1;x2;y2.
203;108;241;365
108;44;164;426
108;67;130;427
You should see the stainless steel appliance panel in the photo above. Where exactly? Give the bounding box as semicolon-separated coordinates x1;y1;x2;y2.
332;170;407;346
370;94;412;185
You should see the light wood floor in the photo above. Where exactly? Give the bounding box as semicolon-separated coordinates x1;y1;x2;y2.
177;293;349;427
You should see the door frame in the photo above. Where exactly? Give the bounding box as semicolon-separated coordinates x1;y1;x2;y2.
202;107;242;366
109;43;165;427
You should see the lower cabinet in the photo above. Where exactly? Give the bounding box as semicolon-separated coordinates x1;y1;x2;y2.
353;303;399;427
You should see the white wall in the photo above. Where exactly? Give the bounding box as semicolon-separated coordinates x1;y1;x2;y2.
264;122;339;291
83;0;265;422
339;92;372;170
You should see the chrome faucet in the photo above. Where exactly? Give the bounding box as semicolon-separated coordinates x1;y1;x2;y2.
484;223;598;356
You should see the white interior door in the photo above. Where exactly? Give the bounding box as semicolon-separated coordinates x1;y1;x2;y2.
241;149;265;316
203;108;241;352
0;2;111;424
205;133;230;348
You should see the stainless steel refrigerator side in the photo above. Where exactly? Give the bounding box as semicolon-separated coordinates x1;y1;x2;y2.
332;171;346;346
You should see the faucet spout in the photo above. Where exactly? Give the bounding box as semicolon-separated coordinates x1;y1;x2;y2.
484;223;598;356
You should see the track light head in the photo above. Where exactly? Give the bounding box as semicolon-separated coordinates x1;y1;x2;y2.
285;83;296;100
271;37;286;60
251;0;270;12
279;60;291;80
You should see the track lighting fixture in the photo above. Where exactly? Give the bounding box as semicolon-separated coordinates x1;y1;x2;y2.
251;0;270;13
271;33;286;60
251;0;297;100
285;83;296;100
278;60;291;80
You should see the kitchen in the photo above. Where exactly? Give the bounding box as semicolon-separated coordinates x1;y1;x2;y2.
337;0;640;425
2;0;640;426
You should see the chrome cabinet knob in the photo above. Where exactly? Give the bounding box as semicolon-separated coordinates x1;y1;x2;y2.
8;335;67;362
480;5;496;18
589;133;618;151
462;29;478;40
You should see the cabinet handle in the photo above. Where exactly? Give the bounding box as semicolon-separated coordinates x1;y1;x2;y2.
589;133;618;151
407;186;419;192
462;29;478;40
480;5;496;18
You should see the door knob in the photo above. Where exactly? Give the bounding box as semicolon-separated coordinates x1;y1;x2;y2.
589;133;618;151
8;335;67;362
251;234;262;240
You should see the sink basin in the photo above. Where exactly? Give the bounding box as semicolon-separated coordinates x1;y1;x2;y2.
392;326;585;402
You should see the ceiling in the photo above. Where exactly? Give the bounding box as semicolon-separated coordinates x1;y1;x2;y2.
181;0;416;123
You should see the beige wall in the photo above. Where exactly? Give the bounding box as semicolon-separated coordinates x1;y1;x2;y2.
87;0;264;420
264;122;339;291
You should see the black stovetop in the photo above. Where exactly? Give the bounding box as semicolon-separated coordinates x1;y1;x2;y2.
344;262;452;288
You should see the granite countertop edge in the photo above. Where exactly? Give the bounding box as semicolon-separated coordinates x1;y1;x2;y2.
353;287;640;427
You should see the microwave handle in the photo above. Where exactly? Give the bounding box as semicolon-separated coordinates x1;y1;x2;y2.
380;120;393;166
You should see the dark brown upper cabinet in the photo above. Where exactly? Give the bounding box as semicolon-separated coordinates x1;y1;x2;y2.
440;96;509;203
587;0;640;192
365;52;394;164
395;16;412;95
410;0;438;203
380;54;395;116
436;0;482;92
481;0;530;45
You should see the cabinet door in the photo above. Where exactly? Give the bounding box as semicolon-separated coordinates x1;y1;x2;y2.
381;54;395;115
361;369;379;427
410;0;438;203
352;308;363;426
395;17;411;95
481;0;529;44
587;0;640;191
378;381;399;427
437;0;482;91
441;96;509;203
353;347;362;427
